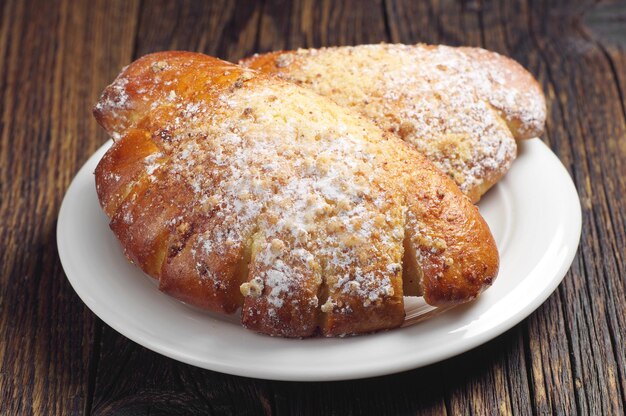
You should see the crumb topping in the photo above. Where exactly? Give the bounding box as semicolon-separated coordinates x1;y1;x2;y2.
94;53;498;335
243;44;546;199
97;64;425;325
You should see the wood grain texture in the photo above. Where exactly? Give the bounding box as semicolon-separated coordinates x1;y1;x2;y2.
0;0;625;414
133;0;264;62
524;1;626;414
0;0;139;414
257;0;388;51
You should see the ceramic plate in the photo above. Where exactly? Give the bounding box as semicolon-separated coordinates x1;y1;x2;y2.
57;138;581;381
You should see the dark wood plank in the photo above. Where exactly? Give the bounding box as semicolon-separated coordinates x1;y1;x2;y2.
385;0;484;46
257;0;388;51
133;0;263;63
91;327;275;415
479;3;581;413
483;3;581;415
524;0;626;414
0;0;139;414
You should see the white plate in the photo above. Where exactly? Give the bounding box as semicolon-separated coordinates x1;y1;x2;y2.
57;138;581;381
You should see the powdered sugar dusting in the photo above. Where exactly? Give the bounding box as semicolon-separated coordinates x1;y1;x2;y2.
96;54;497;336
243;44;546;200
125;76;409;326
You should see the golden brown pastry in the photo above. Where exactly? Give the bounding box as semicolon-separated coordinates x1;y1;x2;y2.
241;44;546;202
93;52;499;337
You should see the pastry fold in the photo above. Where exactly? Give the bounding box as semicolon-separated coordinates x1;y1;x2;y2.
94;52;499;337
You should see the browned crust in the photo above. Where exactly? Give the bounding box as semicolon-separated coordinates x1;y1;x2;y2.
93;51;499;337
457;46;546;140
241;44;546;202
240;46;546;140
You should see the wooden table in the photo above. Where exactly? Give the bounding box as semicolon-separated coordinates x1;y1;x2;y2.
2;0;625;414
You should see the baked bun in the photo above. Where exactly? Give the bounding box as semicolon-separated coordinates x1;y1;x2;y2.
94;52;499;337
241;44;546;202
